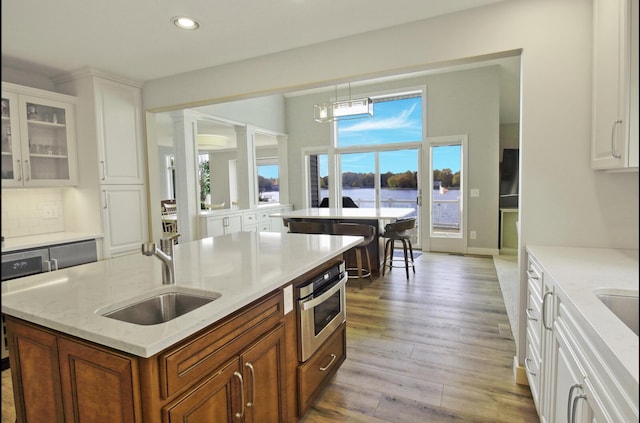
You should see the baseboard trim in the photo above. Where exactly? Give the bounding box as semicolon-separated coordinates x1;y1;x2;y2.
513;356;529;385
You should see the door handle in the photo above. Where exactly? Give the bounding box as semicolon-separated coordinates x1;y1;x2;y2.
233;371;245;419
245;362;255;408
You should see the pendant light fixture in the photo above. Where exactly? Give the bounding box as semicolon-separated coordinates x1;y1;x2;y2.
314;83;373;123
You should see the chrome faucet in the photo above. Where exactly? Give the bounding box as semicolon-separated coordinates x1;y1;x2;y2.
142;238;175;284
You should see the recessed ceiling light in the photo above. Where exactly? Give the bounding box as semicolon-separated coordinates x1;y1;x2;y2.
173;16;200;30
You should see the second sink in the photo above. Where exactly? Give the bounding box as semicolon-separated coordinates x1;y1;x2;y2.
101;289;221;325
594;289;639;336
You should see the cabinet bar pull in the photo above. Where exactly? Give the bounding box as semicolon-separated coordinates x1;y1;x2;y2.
16;160;21;181
525;308;538;321
102;190;108;209
245;362;255;408
567;384;582;423
526;269;539;280
610;119;622;159
44;260;53;272
24;160;30;181
571;393;587;423
524;357;536;376
100;160;106;180
320;354;337;372
233;371;245;419
50;258;58;271
542;291;553;330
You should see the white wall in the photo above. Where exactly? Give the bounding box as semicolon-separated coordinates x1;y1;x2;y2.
285;66;500;250
140;0;640;368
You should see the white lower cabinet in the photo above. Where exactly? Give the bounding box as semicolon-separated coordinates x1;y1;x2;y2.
101;185;148;256
199;205;293;239
202;214;243;238
552;315;594;423
526;249;636;423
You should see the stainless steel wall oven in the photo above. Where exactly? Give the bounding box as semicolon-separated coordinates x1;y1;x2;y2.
296;261;347;362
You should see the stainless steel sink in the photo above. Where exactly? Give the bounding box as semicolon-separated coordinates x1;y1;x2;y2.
595;290;639;336
100;289;221;325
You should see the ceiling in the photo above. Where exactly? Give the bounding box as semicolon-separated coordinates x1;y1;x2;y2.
2;0;507;83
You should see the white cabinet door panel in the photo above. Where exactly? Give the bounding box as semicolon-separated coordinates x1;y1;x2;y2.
96;80;144;184
102;185;148;256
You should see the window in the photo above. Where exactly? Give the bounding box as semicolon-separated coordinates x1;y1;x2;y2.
165;154;176;199
198;153;210;208
337;92;422;147
257;158;279;203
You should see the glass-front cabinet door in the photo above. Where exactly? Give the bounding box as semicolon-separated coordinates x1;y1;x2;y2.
1;92;21;185
1;83;78;188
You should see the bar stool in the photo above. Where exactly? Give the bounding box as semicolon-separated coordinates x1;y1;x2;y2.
331;222;376;289
381;217;416;279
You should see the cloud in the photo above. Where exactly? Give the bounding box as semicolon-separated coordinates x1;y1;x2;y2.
340;103;418;132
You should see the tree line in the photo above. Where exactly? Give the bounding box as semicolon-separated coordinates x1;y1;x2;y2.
318;169;460;189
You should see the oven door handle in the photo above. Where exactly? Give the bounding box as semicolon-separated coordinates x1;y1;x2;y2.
300;274;348;311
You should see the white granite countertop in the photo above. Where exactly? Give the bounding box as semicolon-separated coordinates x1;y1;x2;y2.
275;207;415;220
526;246;639;388
1;232;360;358
2;232;103;252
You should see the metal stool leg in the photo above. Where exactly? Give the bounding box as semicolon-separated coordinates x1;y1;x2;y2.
382;238;391;276
402;239;410;279
408;239;416;274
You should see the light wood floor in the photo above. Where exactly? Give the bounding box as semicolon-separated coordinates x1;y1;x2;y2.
300;252;538;422
1;252;537;423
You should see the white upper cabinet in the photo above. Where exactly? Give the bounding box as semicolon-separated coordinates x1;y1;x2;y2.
591;0;639;170
94;78;145;184
1;83;78;187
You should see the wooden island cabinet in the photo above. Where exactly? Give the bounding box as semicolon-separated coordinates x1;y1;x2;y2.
7;289;298;423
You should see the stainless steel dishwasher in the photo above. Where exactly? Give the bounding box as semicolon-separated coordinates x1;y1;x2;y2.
1;239;98;367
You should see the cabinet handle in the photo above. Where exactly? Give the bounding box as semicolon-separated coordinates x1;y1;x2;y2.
16;160;22;181
320;354;337;372
50;258;58;271
24;160;30;181
233;371;245;419
571;393;587;423
102;190;108;209
44;260;53;272
524;357;537;376
526;269;539;280
525;308;538;321
542;291;553;330
245;362;255;408
100;160;106;180
567;384;582;423
610;119;622;159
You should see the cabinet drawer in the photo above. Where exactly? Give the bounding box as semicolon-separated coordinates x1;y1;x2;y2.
297;322;346;416
525;330;542;410
526;279;543;344
243;212;258;227
527;256;543;294
159;291;284;399
258;210;271;222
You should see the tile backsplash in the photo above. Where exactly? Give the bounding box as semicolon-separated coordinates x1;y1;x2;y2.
1;189;65;238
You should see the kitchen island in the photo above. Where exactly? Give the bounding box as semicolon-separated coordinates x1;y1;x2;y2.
2;231;361;422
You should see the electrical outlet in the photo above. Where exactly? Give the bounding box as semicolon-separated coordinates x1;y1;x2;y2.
43;205;58;219
470;231;477;240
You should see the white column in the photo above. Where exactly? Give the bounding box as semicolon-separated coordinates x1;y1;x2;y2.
277;134;289;205
235;125;257;209
170;110;199;242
